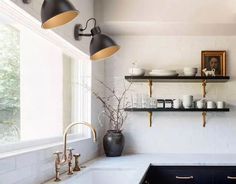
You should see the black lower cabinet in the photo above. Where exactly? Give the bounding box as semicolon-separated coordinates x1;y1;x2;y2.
214;168;236;184
141;166;236;184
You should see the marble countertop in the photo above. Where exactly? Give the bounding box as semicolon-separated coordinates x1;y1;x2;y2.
45;153;236;184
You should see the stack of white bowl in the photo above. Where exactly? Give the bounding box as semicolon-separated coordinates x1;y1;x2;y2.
128;68;145;76
149;69;178;76
183;67;198;76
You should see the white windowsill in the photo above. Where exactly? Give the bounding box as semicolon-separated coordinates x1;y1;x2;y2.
0;135;91;159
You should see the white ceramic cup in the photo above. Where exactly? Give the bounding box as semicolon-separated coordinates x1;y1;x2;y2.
183;67;198;76
149;97;157;108
207;101;216;109
196;100;205;109
217;101;225;109
173;99;182;109
183;95;193;108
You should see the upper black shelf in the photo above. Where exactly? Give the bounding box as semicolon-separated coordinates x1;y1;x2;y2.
124;108;230;112
125;76;230;83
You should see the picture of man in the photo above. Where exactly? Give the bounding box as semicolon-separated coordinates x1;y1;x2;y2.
205;56;221;75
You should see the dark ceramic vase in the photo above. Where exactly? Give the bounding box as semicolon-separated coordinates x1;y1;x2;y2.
103;130;125;157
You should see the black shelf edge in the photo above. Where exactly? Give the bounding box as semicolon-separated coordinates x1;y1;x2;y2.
125;76;230;83
124;108;230;112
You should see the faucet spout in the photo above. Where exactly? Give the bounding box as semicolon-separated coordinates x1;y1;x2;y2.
62;122;97;161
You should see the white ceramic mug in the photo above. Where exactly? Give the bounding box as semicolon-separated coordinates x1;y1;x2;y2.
183;95;193;109
217;101;225;109
149;97;157;108
196;100;205;109
207;101;216;109
173;99;182;109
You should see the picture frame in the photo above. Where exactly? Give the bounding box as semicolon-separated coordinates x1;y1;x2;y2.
201;50;226;76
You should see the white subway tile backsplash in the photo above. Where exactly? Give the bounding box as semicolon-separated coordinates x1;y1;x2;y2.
0;140;99;184
15;152;39;169
0;166;32;184
0;157;15;175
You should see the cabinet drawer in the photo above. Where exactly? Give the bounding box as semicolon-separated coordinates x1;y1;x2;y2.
214;169;236;184
142;166;212;184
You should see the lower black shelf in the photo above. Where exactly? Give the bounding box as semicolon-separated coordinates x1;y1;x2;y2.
124;108;230;112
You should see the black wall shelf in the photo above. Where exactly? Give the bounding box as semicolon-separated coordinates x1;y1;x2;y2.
124;75;230;127
124;108;230;112
125;76;230;83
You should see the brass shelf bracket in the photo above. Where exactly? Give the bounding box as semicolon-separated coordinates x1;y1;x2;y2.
148;111;153;127
148;80;153;127
148;80;153;97
202;111;207;127
202;80;207;98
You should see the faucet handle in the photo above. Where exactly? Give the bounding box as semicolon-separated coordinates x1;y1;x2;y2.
67;148;74;157
67;148;74;153
73;153;81;172
53;151;63;158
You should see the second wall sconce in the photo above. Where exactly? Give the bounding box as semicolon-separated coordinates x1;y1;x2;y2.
74;18;120;61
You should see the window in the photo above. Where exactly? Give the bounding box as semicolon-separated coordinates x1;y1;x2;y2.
0;9;91;147
0;25;20;144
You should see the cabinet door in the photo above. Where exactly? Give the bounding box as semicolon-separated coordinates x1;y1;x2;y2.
173;168;212;184
142;166;212;184
214;169;236;184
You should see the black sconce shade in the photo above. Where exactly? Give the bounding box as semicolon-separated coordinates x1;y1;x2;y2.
41;0;79;29
90;27;120;61
90;34;120;61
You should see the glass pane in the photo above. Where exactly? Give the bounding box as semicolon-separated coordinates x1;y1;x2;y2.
0;24;20;144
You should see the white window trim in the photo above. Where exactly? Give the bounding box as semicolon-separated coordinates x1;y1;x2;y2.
0;134;89;158
0;1;92;155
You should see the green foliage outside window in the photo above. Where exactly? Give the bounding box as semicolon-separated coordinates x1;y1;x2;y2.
0;25;20;144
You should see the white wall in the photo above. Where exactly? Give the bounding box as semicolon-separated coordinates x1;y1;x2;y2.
105;35;236;154
95;0;236;36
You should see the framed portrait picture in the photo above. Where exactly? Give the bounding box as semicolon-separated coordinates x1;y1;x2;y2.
201;50;226;76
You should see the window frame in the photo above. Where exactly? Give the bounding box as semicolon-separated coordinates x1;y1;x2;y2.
0;1;92;155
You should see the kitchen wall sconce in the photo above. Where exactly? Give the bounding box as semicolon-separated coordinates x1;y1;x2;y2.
74;18;120;61
41;0;79;29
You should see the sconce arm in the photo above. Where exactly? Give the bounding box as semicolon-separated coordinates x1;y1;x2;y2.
74;18;97;40
80;18;97;31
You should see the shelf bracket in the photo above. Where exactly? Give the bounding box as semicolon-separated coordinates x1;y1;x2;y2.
148;80;153;127
148;112;152;127
148;80;153;97
202;80;207;98
202;111;207;127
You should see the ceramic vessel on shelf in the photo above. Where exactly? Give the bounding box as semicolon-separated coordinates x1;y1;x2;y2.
183;67;198;76
217;101;225;109
129;68;145;76
183;95;193;109
173;99;182;109
196;99;206;109
149;69;178;76
207;101;216;109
